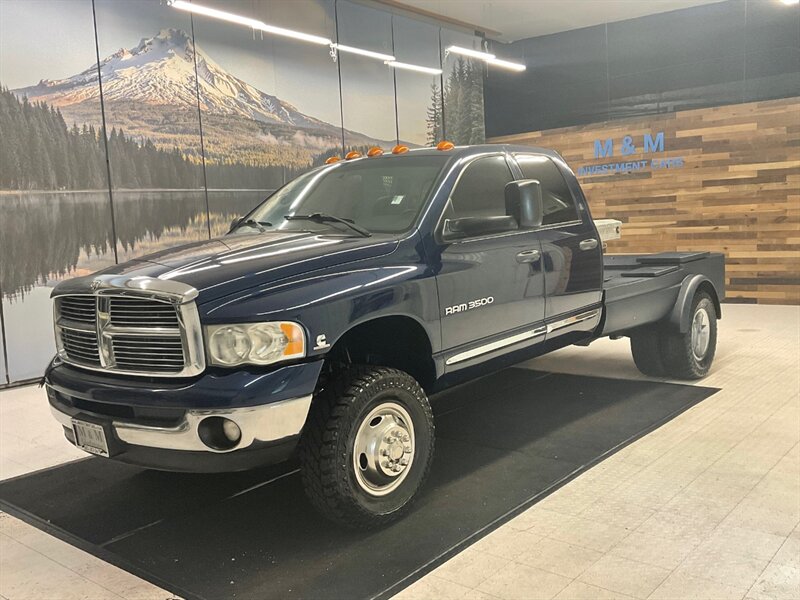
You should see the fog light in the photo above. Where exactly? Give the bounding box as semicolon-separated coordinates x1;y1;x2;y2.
198;416;242;451
222;419;241;442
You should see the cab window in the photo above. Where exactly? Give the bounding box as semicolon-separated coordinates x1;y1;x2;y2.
448;155;514;219
515;154;580;226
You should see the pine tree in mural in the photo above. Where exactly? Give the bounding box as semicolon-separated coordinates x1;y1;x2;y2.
435;57;485;145
0;87;309;191
426;82;443;146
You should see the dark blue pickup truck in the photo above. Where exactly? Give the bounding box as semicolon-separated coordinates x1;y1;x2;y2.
45;144;724;528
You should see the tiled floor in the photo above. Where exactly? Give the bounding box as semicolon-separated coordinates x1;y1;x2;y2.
1;304;798;600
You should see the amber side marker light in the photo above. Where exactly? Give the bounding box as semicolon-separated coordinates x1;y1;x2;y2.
367;146;384;157
392;144;409;155
324;156;341;164
437;140;455;151
345;150;362;160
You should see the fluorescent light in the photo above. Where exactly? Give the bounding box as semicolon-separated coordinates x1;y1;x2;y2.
446;45;495;61
169;0;260;28
255;23;332;45
169;0;331;45
385;61;442;75
487;57;526;72
333;43;395;62
780;0;798;5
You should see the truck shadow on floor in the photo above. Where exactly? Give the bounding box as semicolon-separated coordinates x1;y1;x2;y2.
0;368;716;600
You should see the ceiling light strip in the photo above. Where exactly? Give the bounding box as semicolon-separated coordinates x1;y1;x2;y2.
385;61;442;75
446;45;495;61
169;0;331;45
487;57;526;72
333;43;395;62
169;2;525;74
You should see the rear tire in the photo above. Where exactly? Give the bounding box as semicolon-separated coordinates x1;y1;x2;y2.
630;327;667;377
629;291;717;380
660;292;717;379
299;365;434;529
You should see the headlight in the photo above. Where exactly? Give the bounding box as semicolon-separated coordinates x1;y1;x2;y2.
206;322;306;367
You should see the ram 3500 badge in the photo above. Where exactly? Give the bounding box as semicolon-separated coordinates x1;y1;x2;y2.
45;144;725;528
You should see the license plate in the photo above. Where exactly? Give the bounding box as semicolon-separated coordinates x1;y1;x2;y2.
72;419;109;457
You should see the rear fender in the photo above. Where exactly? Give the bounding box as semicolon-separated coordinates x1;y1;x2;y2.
669;275;722;333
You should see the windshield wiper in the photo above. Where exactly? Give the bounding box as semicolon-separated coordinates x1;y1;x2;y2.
284;213;371;237
237;219;273;232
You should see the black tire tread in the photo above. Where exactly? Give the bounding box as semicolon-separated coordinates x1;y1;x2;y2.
298;365;434;529
660;292;717;380
630;328;667;377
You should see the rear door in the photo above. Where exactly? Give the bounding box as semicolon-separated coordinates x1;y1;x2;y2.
434;154;546;367
513;154;603;336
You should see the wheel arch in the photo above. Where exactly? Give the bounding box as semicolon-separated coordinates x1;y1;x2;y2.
324;314;437;390
669;275;722;333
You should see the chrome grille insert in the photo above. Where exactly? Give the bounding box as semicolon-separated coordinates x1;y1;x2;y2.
53;278;205;378
108;297;180;328
58;296;96;325
60;329;101;366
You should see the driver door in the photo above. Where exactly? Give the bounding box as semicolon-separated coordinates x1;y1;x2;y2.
434;154;546;368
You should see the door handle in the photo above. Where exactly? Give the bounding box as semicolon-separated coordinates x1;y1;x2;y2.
579;238;598;251
516;249;541;263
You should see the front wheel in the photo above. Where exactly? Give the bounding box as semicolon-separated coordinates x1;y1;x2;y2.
299;366;434;529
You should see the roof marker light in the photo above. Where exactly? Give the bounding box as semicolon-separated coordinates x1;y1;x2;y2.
324;156;341;164
345;151;362;160
392;145;409;155
436;140;455;151
367;147;384;157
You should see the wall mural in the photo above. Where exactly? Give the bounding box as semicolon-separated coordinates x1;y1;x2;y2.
440;30;486;146
0;0;484;384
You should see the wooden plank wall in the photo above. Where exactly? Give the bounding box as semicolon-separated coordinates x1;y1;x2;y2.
490;97;800;304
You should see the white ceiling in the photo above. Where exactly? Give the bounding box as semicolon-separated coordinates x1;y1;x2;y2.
392;0;728;41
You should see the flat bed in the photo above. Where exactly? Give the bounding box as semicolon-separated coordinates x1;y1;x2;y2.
601;252;725;336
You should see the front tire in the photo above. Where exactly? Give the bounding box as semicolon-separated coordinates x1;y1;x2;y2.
299;366;434;529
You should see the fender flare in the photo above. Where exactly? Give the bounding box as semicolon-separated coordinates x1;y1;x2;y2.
669;274;722;333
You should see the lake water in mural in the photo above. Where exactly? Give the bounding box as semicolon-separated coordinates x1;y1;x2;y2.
0;189;268;380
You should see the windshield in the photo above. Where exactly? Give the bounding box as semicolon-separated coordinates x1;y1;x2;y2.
239;154;449;235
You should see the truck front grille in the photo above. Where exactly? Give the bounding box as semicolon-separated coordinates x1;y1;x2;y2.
54;294;203;377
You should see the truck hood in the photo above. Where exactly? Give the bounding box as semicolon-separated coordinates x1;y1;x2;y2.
92;232;399;303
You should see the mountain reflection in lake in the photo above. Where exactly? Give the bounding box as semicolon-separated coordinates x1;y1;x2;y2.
0;189;269;299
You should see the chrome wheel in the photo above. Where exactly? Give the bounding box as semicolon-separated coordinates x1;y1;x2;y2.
691;306;711;361
352;402;415;497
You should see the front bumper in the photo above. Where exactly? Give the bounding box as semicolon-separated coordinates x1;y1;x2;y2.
44;359;323;472
48;389;311;472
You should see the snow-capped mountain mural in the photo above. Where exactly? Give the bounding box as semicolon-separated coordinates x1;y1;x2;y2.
12;28;390;167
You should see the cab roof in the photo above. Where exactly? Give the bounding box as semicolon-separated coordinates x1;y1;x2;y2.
353;144;565;165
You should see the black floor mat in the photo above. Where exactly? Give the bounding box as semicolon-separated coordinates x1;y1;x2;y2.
0;369;716;600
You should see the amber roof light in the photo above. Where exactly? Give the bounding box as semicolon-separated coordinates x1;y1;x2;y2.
345;150;362;160
367;147;384;157
391;144;409;155
436;140;455;151
324;156;341;164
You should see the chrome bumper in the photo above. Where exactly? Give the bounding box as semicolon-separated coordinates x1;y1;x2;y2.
51;395;313;454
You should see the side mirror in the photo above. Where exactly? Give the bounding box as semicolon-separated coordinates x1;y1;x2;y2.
505;179;543;228
442;216;518;241
228;217;242;234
